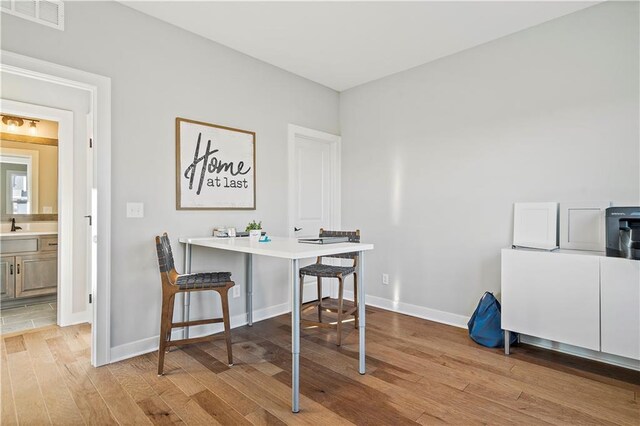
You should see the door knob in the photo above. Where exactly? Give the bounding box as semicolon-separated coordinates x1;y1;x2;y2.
294;227;302;232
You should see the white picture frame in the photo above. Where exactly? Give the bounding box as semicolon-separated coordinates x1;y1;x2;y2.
176;117;256;210
513;202;558;250
559;202;610;251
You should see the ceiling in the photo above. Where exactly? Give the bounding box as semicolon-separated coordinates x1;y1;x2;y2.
121;1;599;91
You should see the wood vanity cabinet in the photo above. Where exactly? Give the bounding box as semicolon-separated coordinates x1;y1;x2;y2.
0;255;16;299
0;235;58;302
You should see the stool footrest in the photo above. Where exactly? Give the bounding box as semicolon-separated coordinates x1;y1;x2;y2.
172;318;224;328
167;333;225;347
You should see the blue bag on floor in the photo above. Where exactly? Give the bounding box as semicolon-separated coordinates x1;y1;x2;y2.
467;292;517;348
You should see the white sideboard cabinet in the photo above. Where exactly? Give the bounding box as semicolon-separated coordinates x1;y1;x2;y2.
601;257;640;360
501;248;640;363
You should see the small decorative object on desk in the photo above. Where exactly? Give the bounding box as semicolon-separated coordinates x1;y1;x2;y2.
228;227;236;237
246;220;262;240
213;227;229;237
298;236;350;244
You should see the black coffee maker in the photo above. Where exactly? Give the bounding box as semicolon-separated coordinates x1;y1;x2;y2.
605;207;640;260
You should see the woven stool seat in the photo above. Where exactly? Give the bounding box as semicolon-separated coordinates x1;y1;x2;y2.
177;272;232;289
300;264;355;278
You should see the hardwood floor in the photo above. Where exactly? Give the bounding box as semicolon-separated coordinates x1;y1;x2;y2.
1;304;638;425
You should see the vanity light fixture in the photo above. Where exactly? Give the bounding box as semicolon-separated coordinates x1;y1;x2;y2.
2;115;24;132
1;115;39;134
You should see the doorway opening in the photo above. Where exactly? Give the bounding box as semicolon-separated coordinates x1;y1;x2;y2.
1;51;112;367
287;124;342;301
0;114;61;332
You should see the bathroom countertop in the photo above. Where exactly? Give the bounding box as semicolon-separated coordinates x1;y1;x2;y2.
0;221;58;238
0;231;58;238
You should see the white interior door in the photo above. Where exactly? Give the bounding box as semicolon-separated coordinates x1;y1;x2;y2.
294;138;331;238
288;125;341;301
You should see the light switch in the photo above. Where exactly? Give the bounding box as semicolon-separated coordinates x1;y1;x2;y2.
126;202;144;218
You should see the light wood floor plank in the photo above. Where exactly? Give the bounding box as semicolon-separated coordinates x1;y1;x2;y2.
32;355;86;425
137;353;223;425
56;359;118;425
108;361;183;424
18;326;86;424
2;305;639;426
1;341;18;426
80;358;152;425
169;346;262;416
6;350;51;425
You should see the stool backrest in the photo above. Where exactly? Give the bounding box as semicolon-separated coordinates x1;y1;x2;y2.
319;229;360;259
155;233;176;274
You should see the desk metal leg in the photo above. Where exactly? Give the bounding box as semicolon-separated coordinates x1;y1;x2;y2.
246;253;253;326
291;258;300;413
183;243;192;339
357;251;366;374
504;330;511;355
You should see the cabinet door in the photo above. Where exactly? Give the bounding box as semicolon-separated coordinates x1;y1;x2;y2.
502;249;600;351
15;254;58;298
601;257;640;360
0;256;15;300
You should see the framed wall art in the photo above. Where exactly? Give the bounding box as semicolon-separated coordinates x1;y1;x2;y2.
176;117;256;210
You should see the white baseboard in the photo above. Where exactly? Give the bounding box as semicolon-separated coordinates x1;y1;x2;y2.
59;309;90;327
110;301;290;363
519;335;640;371
343;290;469;329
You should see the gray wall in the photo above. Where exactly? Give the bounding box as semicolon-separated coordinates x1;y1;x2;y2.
2;1;637;352
339;2;639;318
1;1;339;348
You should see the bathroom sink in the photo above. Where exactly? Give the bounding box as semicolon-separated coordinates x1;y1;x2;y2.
0;221;58;237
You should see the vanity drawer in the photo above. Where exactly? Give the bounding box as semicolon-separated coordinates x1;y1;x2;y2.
40;237;59;252
0;238;38;254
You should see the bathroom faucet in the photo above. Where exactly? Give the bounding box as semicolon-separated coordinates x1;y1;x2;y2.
10;218;22;232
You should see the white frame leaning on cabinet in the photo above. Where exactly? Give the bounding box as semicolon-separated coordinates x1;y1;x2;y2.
0;50;112;367
513;202;559;250
559;201;610;251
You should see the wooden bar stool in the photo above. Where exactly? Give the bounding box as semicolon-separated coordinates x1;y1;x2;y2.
155;233;234;375
299;229;360;346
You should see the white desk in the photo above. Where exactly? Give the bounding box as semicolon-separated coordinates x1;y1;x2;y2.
179;236;374;412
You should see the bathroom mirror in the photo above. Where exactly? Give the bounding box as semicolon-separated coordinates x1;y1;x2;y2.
0;132;58;221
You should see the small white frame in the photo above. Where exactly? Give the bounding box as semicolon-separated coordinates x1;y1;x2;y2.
559;202;610;252
513;202;559;250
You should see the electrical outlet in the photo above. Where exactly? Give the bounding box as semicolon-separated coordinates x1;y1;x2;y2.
232;285;241;298
382;273;389;285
